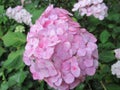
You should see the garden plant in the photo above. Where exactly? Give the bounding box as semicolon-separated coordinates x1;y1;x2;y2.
0;0;120;90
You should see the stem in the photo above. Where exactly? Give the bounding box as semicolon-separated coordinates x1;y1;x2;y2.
88;83;92;90
100;81;107;90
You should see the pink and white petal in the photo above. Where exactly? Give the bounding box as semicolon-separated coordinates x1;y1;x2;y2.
87;42;97;51
58;82;69;90
63;73;75;84
40;68;50;78
71;57;81;77
45;78;57;89
77;48;86;56
56;28;64;35
32;72;40;80
85;67;96;76
23;54;31;66
62;61;71;74
63;41;71;51
45;61;57;76
42;47;54;59
55;78;62;86
84;59;94;67
71;66;81;78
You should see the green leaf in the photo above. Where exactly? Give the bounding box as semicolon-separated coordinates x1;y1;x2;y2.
99;42;115;49
88;26;96;32
72;17;78;22
32;8;45;23
75;83;84;90
88;16;101;26
0;81;9;90
2;31;26;47
100;30;111;43
108;24;115;29
107;13;120;22
74;11;83;19
8;71;27;86
94;73;104;81
100;65;110;74
113;27;120;33
0;5;4;14
0;26;3;37
99;51;115;63
0;46;5;57
3;49;24;70
107;84;120;90
39;81;44;90
25;3;45;23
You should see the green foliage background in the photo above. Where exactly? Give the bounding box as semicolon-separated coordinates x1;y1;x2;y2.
0;0;120;90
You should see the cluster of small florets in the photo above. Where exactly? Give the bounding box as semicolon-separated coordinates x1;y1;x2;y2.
6;6;32;26
111;61;120;78
111;48;120;78
23;5;98;90
72;0;108;20
114;49;120;60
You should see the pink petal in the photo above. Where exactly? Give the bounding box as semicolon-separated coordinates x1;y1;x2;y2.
71;57;81;77
55;78;62;86
77;48;86;56
63;73;75;84
62;61;71;74
58;83;69;90
40;68;49;77
42;47;54;59
85;67;96;76
56;28;64;35
84;59;93;67
63;41;71;51
23;54;31;65
87;42;97;51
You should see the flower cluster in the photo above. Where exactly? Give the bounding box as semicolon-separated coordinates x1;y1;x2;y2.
6;6;32;26
72;0;108;20
111;48;120;78
23;5;98;90
114;48;120;60
111;61;120;78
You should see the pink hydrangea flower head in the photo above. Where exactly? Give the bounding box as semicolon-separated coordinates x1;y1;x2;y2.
72;0;108;20
23;5;98;90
